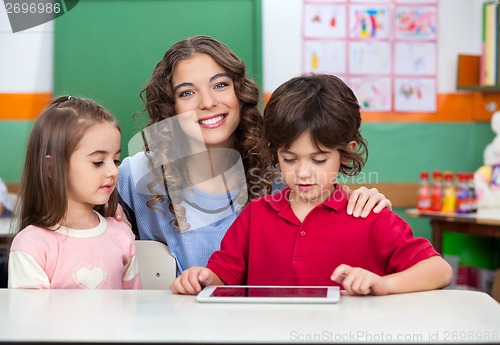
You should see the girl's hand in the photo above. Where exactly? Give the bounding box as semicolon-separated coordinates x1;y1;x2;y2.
342;185;392;218
331;264;389;296
170;267;220;295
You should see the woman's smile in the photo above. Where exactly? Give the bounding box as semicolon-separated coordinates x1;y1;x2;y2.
198;114;227;128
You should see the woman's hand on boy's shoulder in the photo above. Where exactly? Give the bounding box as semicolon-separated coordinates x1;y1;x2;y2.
343;185;392;218
331;264;389;296
114;204;132;228
170;266;221;295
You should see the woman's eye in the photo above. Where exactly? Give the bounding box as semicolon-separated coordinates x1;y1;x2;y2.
179;90;193;97
214;82;228;89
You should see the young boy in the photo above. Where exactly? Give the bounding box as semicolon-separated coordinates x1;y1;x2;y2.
170;74;453;296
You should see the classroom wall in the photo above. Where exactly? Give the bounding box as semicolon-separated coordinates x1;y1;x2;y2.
261;0;496;186
0;11;53;182
262;0;485;93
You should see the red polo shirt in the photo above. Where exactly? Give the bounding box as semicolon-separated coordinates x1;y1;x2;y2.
207;185;440;287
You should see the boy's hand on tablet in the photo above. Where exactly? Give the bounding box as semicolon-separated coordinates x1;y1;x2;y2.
170;267;220;295
331;264;388;296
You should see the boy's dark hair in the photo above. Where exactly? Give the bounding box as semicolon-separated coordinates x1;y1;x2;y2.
260;74;367;177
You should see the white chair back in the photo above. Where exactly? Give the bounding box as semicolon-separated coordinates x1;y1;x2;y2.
134;240;177;290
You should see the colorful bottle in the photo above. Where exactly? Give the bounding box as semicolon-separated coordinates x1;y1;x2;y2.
430;170;443;212
467;172;478;213
417;172;431;211
455;172;469;214
441;171;456;213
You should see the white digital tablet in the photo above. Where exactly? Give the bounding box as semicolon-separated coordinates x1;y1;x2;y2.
196;285;340;303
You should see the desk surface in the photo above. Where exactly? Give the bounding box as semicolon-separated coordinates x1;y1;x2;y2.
0;289;499;344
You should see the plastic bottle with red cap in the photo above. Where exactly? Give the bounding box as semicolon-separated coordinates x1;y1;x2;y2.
417;172;431;211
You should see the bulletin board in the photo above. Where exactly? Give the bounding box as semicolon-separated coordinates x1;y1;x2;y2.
302;0;438;114
53;0;262;157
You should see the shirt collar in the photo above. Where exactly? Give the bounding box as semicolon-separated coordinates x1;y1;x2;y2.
53;211;107;238
265;184;349;214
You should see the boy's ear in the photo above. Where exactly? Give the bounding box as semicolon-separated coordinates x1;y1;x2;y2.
341;141;358;164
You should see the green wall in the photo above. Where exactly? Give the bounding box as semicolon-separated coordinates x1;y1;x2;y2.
352;122;495;183
0;121;34;182
53;0;262;160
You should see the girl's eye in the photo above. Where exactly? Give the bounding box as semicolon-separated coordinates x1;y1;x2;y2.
282;158;296;163
313;159;327;164
114;159;121;166
179;90;193;98
93;161;104;167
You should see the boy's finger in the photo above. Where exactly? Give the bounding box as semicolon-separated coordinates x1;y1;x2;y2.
331;264;352;282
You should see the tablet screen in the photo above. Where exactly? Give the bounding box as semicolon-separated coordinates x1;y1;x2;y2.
196;285;340;303
211;286;328;298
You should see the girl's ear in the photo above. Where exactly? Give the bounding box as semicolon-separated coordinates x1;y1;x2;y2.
45;155;52;178
341;141;358;164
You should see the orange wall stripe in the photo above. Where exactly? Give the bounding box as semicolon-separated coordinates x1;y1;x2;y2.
0;93;52;120
263;92;500;122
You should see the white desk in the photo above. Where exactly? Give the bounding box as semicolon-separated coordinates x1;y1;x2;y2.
0;289;498;344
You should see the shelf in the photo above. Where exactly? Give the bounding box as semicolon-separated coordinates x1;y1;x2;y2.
456;54;500;93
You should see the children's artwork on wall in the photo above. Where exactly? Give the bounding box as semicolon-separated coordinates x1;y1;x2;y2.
349;77;392;111
349;41;391;75
302;0;438;114
395;0;437;3
349;4;391;39
395;42;436;76
394;78;436;112
352;0;391;2
303;3;347;38
395;6;437;40
304;40;347;74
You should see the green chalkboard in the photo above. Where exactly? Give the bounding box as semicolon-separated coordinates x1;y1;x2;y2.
54;0;262;157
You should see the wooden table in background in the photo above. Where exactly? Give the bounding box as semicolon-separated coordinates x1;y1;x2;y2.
405;208;500;253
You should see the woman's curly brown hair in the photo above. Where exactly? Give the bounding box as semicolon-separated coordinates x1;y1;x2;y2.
139;35;267;231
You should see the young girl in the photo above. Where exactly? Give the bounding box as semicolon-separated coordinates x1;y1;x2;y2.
117;35;393;274
8;96;141;289
170;74;453;296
